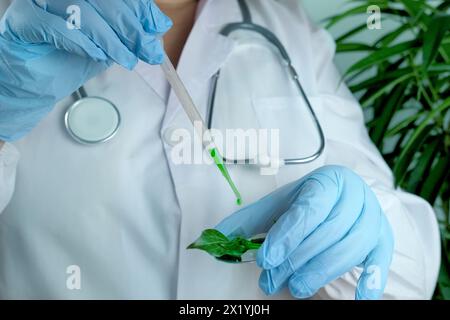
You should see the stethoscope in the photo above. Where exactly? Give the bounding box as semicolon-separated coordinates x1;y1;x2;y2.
65;87;121;145
207;0;325;165
64;0;325;165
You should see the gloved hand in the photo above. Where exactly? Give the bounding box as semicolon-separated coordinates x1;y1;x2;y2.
0;0;172;142
216;165;394;300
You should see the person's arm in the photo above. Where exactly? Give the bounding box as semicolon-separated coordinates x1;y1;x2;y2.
303;8;441;299
0;0;172;142
0;141;19;213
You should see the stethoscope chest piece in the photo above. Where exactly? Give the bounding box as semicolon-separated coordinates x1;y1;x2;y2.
65;96;120;145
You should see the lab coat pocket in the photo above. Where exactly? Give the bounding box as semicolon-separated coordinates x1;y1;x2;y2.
251;95;326;186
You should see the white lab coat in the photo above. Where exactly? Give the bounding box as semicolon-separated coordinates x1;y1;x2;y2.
0;0;441;299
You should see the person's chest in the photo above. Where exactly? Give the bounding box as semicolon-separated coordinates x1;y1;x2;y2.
0;0;327;299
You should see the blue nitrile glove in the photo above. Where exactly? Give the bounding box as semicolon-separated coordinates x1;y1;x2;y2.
0;0;172;142
216;165;394;300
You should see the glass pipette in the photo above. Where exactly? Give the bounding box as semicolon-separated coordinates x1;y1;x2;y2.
161;55;242;206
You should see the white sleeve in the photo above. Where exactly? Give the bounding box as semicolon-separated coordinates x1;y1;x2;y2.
303;16;441;299
0;142;19;213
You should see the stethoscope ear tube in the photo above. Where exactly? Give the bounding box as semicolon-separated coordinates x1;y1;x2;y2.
71;86;88;101
284;66;325;165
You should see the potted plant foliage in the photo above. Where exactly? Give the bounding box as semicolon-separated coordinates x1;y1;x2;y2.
326;0;450;299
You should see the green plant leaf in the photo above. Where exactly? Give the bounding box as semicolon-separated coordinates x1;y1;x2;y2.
423;14;450;71
399;0;425;17
429;64;450;73
370;84;407;147
438;1;450;11
374;23;411;47
336;42;374;53
345;40;419;77
349;67;413;92
328;1;450;299
386;113;421;137
393;97;450;185
336;22;371;43
441;40;450;60
382;7;413;19
383;126;413;167
187;229;228;248
398;0;433;26
360;73;414;107
393;124;434;186
436;238;450;300
187;229;263;262
325;4;378;29
407;138;440;193
419;152;450;204
187;229;231;257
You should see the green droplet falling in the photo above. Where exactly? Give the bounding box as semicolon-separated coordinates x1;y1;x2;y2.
210;148;242;206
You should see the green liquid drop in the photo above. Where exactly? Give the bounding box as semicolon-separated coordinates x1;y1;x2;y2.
210;148;242;206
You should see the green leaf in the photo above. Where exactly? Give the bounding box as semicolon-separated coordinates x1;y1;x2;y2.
383;127;413;167
187;229;231;258
393;124;434;186
428;64;450;73
187;229;263;262
423;14;450;71
436;241;450;300
325;4;377;29
438;1;450;11
187;229;228;249
345;40;419;77
419;152;450;204
382;7;412;19
393;97;450;185
406;138;440;193
336;23;371;43
386;113;421;137
399;0;424;17
398;0;432;26
360;73;414;107
330;0;450;301
349;67;413;92
370;84;407;147
374;24;411;47
336;42;374;53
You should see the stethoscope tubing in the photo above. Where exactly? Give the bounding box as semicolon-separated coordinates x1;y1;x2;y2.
207;0;325;166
